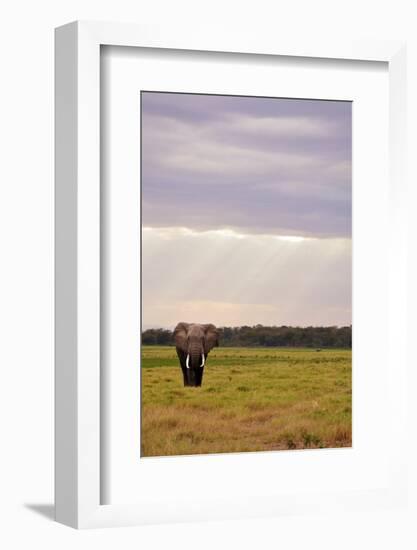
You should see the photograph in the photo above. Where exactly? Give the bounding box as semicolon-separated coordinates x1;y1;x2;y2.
140;91;352;457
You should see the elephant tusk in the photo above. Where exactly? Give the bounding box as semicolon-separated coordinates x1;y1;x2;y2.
200;353;205;368
186;354;190;369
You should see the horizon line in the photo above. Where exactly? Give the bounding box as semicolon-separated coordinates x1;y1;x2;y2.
142;324;352;331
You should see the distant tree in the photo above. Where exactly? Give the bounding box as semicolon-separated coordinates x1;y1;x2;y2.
141;325;352;348
141;328;173;346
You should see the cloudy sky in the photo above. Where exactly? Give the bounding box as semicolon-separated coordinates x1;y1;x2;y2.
141;92;351;329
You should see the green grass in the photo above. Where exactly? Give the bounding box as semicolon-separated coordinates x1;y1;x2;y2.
141;346;352;457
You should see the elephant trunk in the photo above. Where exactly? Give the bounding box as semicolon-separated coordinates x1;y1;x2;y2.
189;343;204;369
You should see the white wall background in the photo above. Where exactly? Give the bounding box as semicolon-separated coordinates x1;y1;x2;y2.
0;0;416;548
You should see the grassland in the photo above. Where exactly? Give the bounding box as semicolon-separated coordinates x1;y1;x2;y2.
141;346;351;457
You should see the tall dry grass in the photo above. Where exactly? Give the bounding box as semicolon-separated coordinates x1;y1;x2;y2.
141;346;352;457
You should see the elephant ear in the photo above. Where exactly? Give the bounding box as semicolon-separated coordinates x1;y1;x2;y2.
203;324;219;353
173;322;189;352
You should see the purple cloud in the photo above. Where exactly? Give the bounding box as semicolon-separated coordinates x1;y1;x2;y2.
141;92;351;238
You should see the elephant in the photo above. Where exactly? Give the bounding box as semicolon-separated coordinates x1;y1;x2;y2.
173;322;219;387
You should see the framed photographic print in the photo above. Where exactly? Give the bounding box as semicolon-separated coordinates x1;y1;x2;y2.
139;90;353;458
55;21;407;528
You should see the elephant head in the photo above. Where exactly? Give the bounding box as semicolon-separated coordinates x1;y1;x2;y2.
173;322;219;387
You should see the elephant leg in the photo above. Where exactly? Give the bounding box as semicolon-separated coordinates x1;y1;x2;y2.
176;348;189;386
195;366;204;387
181;364;189;386
196;351;209;386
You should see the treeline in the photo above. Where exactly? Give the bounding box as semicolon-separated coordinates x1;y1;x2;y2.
142;325;352;349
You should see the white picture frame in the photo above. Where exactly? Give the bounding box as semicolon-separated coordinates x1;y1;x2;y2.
55;21;407;529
